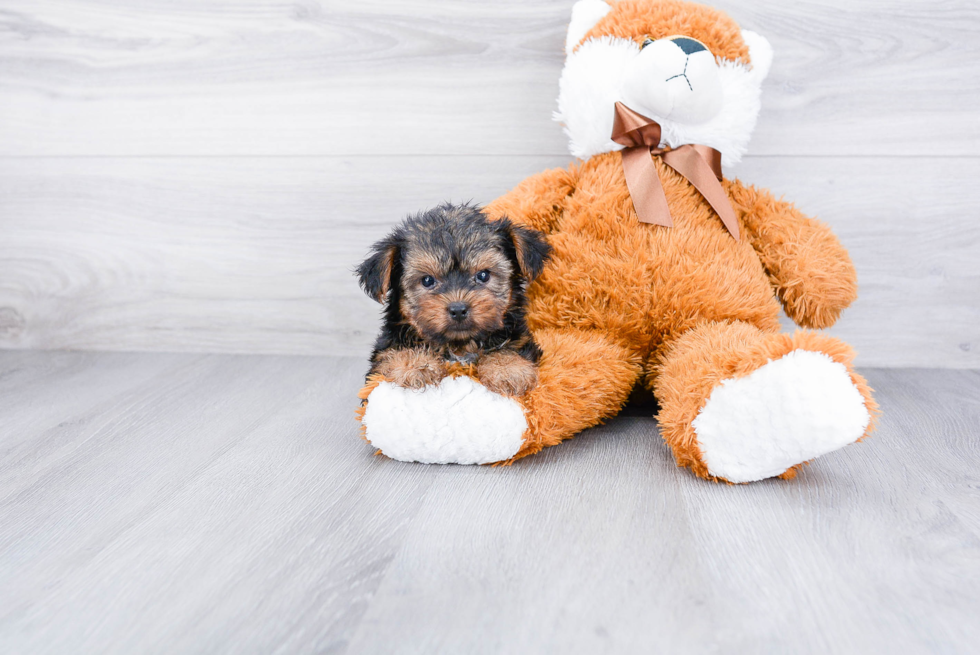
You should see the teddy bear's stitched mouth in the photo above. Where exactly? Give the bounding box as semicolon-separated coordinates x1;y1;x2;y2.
664;55;694;91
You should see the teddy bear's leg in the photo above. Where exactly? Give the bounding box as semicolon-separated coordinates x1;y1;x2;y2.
510;327;641;460
651;320;878;483
358;327;641;465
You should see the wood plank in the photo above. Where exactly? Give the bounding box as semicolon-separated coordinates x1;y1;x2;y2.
342;369;980;654
0;352;437;653
0;0;977;157
1;352;978;653
1;155;977;367
342;370;980;653
671;368;980;653
0;351;195;491
0;155;571;357
347;417;717;654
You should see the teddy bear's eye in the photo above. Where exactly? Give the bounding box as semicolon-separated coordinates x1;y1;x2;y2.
475;270;491;283
421;275;436;288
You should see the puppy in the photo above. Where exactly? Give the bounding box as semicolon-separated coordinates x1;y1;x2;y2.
356;203;550;396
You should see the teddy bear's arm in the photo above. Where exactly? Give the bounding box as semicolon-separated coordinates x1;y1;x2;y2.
728;180;858;329
483;165;580;234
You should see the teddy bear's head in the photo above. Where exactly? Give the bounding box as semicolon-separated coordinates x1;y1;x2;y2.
555;0;773;168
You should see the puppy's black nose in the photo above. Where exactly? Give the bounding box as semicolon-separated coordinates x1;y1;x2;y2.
448;302;469;321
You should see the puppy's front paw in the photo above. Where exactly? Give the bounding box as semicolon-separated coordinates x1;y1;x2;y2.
375;348;447;390
477;351;539;397
391;364;446;390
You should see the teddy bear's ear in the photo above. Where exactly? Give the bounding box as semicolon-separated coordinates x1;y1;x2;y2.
498;220;551;282
741;30;774;82
565;0;611;55
356;232;401;303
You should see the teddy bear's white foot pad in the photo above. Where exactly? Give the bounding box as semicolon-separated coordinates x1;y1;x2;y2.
362;376;527;465
692;350;871;483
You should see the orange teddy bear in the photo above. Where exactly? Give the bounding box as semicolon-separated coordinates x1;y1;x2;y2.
359;0;878;483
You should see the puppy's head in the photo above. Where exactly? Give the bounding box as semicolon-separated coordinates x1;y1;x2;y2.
356;203;549;344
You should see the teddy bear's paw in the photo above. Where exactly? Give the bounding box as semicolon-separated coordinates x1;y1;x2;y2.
361;376;528;465
692;349;871;483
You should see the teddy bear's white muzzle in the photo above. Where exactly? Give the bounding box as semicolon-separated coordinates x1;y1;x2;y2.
619;37;723;125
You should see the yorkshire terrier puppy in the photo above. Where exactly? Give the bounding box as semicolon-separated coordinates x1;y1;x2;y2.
356;203;550;396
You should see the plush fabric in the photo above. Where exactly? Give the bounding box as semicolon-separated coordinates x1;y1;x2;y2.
358;0;878;482
556;32;770;165
361;376;528;465
654;321;877;482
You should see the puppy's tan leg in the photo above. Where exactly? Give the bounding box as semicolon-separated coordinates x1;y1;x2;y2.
374;348;447;389
476;350;539;397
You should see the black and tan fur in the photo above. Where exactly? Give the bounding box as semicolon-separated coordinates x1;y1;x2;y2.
356;203;550;396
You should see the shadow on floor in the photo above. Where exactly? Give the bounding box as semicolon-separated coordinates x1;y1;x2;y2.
618;384;660;418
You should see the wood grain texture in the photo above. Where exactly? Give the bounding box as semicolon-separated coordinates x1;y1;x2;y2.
1;351;978;653
1;0;978;364
0;353;438;653
1;155;977;367
0;0;978;156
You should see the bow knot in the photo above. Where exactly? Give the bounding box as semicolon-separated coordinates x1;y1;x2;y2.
611;101;739;240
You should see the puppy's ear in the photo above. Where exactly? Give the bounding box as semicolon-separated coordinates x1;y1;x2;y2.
356;233;401;303
500;219;551;281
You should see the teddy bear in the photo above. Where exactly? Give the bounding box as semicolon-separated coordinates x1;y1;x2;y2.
357;0;878;483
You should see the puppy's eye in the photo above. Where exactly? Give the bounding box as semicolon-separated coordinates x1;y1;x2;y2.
475;270;491;283
420;275;436;288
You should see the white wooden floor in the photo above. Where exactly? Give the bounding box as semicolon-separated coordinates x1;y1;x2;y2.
1;351;977;654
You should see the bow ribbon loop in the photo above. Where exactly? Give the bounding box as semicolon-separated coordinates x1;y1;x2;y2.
611;101;739;240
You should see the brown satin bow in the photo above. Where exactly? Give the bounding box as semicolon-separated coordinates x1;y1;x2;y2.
611;101;740;241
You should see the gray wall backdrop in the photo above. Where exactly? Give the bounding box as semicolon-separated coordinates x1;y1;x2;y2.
1;0;977;367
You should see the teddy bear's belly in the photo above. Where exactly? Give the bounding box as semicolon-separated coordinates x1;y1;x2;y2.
526;222;781;354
